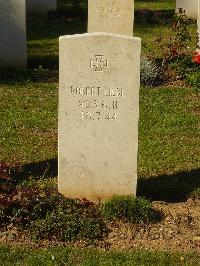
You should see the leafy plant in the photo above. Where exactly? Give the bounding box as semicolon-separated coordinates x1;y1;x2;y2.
101;195;161;223
0;162;11;193
186;71;200;91
154;9;191;74
1;186;108;242
192;52;200;65
140;57;160;86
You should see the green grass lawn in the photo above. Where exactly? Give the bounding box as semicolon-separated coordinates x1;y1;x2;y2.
0;0;200;264
0;0;199;199
27;0;197;66
58;0;176;11
0;84;199;176
135;0;175;10
0;245;199;266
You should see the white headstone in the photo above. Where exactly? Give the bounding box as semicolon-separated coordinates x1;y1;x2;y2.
58;33;141;201
88;0;134;36
197;20;200;52
197;1;200;52
0;0;27;68
176;0;199;19
27;0;57;17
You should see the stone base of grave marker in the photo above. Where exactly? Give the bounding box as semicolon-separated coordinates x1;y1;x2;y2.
176;0;199;19
59;33;141;201
27;0;57;17
0;0;27;68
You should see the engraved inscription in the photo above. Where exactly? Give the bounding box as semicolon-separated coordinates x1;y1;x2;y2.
78;99;118;110
79;99;119;122
96;6;120;19
81;111;117;121
70;85;125;98
96;7;106;18
95;1;130;20
69;84;125;123
90;55;108;72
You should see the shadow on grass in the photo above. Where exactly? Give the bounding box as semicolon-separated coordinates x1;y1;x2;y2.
28;55;58;70
137;168;200;203
12;158;200;203
134;9;174;26
13;159;58;183
0;67;58;84
27;16;87;41
134;9;195;28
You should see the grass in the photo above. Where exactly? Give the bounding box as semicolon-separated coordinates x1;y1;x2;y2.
135;0;175;10
27;0;197;66
0;85;199;181
101;195;161;222
0;0;199;201
0;82;57;164
58;0;176;11
138;87;200;177
0;244;200;266
0;0;200;263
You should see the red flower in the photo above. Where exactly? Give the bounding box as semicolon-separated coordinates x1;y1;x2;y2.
192;52;200;64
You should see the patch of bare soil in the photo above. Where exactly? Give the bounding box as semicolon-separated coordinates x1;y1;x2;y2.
1;198;199;252
101;198;200;252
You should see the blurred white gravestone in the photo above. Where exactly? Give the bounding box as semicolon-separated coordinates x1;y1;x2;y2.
198;20;200;52
88;0;134;36
0;0;27;68
176;0;199;19
27;0;57;17
197;0;200;52
58;0;140;201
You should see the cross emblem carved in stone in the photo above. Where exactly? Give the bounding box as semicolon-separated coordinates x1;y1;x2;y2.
90;55;108;72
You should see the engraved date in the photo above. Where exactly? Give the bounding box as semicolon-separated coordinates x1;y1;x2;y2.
81;111;117;122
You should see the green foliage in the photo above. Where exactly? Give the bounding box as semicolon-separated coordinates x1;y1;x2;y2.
169;55;195;76
101;195;160;223
1;185;108;242
186;72;200;91
154;9;191;74
140;57;160;86
29;196;107;241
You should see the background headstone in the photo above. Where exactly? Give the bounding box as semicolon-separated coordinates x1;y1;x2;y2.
27;0;57;17
197;0;200;52
59;33;141;201
88;0;134;36
176;0;199;19
198;20;200;51
0;0;27;68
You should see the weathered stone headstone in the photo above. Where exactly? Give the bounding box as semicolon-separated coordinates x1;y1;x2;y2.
59;33;141;201
176;0;199;19
88;0;134;36
59;0;140;201
27;0;57;17
0;0;27;68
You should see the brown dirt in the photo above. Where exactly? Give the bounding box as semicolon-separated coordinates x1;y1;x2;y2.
100;198;200;252
1;198;199;252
